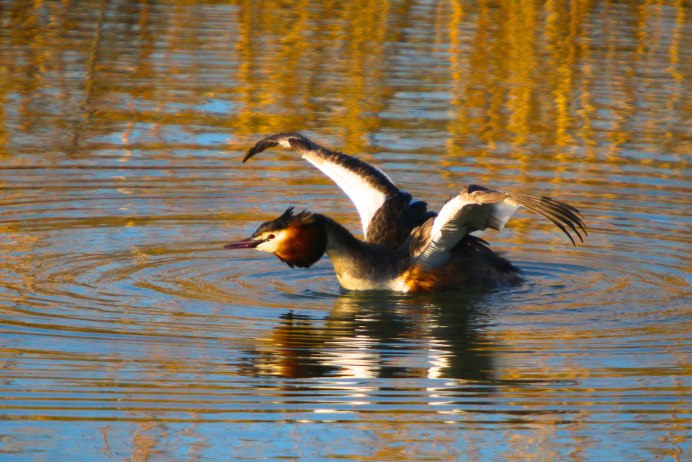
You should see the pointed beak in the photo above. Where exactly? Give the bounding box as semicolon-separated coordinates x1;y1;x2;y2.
223;238;263;250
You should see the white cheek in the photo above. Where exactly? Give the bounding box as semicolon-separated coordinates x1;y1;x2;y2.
256;239;279;253
255;231;287;253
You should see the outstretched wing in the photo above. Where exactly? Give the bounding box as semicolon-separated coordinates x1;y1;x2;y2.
411;185;587;268
243;133;433;247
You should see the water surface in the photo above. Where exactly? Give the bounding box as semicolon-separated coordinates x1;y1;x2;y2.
0;0;690;460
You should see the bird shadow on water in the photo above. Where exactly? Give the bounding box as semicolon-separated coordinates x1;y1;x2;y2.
237;288;507;382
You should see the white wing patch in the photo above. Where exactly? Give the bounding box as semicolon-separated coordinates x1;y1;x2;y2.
422;195;470;263
276;138;293;149
489;199;519;230
416;190;520;268
303;155;388;236
244;133;404;239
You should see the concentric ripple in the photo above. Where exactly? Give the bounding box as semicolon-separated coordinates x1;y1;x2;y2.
0;178;688;457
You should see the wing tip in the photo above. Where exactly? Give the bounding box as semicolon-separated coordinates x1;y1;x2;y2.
532;196;588;246
545;196;588;246
477;189;588;247
242;133;310;163
243;140;277;163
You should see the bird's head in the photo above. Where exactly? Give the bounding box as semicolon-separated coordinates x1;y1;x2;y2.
224;207;327;268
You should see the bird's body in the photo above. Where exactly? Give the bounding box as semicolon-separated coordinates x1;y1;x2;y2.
225;133;587;293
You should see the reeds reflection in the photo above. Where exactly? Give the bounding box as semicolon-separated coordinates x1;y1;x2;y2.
2;0;688;164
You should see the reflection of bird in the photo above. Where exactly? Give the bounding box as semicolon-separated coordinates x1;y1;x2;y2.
225;133;586;292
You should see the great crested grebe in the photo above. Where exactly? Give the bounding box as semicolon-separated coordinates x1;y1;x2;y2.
225;133;587;292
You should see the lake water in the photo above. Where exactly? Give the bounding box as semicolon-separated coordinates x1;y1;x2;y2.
0;0;690;460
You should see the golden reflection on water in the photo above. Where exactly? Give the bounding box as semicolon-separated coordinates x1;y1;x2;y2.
0;0;690;460
2;0;688;162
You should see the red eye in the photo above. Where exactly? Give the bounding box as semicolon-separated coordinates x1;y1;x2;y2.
267;234;275;240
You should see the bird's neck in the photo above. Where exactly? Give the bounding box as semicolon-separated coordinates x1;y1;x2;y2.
315;214;400;290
